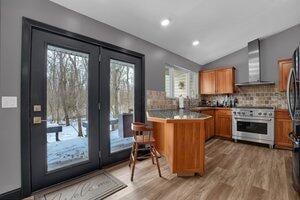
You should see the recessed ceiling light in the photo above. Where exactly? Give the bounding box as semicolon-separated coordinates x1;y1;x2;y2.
161;19;170;27
192;40;199;46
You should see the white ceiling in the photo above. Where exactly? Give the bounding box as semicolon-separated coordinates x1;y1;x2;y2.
50;0;300;65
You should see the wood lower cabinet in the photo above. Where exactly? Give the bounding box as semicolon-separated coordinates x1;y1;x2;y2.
275;110;293;149
215;109;232;139
278;58;293;92
199;70;216;94
201;110;215;140
199;67;235;95
196;108;232;140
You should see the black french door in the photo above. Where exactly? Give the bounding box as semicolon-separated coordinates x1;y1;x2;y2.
100;48;144;166
24;19;144;194
30;29;100;191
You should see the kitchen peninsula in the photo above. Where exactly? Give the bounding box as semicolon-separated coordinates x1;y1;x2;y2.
147;109;211;176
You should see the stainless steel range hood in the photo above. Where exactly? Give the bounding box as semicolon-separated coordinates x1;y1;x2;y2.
236;39;275;86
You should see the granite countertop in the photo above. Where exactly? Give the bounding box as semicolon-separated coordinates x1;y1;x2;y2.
190;106;232;111
147;109;211;120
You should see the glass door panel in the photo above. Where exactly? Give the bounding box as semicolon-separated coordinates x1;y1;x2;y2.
30;29;99;191
100;47;144;166
109;59;135;153
46;45;89;171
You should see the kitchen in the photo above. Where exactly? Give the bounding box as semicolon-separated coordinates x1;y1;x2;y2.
145;36;300;199
1;0;300;200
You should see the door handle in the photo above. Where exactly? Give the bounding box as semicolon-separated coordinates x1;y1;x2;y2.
287;68;296;120
33;117;47;124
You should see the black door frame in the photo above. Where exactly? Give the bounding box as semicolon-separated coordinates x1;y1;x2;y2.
21;17;145;198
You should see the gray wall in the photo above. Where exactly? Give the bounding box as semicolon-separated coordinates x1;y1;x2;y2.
204;24;300;84
0;0;201;194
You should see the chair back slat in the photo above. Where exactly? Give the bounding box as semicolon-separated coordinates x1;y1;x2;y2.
131;122;153;143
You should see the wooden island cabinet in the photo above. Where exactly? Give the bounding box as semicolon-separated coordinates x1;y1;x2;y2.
147;110;211;176
201;110;215;140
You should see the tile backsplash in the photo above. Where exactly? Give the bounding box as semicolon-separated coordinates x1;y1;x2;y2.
146;90;200;110
202;85;288;109
147;85;287;110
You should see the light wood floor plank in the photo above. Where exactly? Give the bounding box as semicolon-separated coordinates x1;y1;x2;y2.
107;139;299;200
29;139;298;200
106;139;299;200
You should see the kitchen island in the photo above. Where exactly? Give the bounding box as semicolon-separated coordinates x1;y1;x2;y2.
147;109;211;176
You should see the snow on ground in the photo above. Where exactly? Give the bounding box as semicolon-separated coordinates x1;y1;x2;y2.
47;121;133;171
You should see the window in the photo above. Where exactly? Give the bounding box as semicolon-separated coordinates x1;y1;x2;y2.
165;65;198;98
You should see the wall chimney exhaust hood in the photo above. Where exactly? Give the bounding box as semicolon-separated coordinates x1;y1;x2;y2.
235;39;275;86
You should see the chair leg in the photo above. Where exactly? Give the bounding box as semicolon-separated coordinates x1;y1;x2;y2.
129;143;135;167
131;143;138;181
150;145;155;165
152;144;162;177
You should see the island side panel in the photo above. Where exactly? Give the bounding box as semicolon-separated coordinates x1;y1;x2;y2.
152;122;166;155
173;121;205;175
152;121;176;172
164;123;175;172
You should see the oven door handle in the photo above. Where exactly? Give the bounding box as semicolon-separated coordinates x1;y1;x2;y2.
234;117;272;122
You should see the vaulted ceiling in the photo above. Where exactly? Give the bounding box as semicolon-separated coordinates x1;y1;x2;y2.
51;0;300;65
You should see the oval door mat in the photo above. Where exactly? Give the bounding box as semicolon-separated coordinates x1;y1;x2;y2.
34;171;127;200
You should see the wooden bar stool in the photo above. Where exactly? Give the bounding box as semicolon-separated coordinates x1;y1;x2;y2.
129;122;161;181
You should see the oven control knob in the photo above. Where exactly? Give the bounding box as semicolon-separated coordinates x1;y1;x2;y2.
233;111;236;115
242;112;245;115
237;112;241;115
268;113;273;116
258;112;262;115
263;113;267;116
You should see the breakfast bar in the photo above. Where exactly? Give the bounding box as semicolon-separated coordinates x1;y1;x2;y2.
147;109;211;176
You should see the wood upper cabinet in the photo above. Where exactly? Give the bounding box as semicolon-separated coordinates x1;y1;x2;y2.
199;70;215;94
216;68;235;94
199;67;235;95
278;58;293;92
215;109;232;139
275;110;293;149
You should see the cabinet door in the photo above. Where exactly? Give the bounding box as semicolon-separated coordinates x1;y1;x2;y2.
275;111;293;149
215;68;235;94
278;59;293;92
201;110;215;140
215;114;232;138
199;71;215;94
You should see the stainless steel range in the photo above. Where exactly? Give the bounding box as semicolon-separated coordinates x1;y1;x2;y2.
232;107;275;148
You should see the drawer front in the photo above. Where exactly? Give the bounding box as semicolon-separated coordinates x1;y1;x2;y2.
275;110;291;120
215;109;232;116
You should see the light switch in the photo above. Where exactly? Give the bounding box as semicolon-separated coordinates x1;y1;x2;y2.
1;96;18;108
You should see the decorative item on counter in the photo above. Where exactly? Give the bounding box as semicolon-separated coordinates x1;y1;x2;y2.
229;98;233;107
234;97;238;107
223;95;228;107
201;99;207;106
178;81;185;89
179;95;184;109
186;96;191;109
